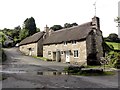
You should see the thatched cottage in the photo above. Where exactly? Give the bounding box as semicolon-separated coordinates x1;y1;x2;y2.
43;16;103;65
19;31;45;56
19;16;103;65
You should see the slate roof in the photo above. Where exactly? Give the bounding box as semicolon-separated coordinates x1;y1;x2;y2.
43;22;93;45
19;31;44;46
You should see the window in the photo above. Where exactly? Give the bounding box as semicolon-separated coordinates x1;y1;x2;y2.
72;41;76;44
61;51;64;55
64;41;67;46
48;51;51;56
74;50;78;58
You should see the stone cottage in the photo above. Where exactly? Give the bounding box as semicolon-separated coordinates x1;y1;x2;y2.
43;16;104;65
19;31;45;56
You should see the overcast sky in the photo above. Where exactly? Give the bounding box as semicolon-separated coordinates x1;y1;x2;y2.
0;0;119;37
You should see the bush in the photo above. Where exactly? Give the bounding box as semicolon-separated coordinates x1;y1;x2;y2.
106;51;120;68
64;65;84;74
0;49;7;63
2;50;7;62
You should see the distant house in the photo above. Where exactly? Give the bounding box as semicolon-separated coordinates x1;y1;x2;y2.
43;16;104;65
19;31;45;56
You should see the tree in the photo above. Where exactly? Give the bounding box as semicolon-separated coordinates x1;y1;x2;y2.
19;29;29;40
37;28;40;32
13;26;21;43
19;17;37;41
23;17;37;36
64;23;72;28
50;25;63;31
64;22;78;28
0;32;6;46
107;33;119;42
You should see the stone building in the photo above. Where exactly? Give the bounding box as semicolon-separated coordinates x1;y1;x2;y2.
43;16;103;65
19;31;45;56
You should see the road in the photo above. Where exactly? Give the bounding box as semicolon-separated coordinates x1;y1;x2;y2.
0;48;119;89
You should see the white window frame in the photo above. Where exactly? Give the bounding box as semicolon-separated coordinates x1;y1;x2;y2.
48;51;51;56
61;51;64;55
74;50;79;58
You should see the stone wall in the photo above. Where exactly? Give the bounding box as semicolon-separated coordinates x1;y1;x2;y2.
19;43;38;56
43;40;87;65
19;38;43;57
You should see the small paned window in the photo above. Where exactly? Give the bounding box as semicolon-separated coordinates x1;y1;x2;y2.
74;50;78;58
48;51;51;56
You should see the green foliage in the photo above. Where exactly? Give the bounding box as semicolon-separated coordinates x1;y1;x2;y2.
64;66;84;74
19;29;29;40
1;27;21;44
106;51;120;68
0;49;7;63
104;33;120;43
33;56;51;61
50;25;63;31
0;32;6;45
64;22;78;28
23;17;37;36
18;17;37;41
37;28;40;32
50;22;78;31
64;66;115;76
106;42;120;50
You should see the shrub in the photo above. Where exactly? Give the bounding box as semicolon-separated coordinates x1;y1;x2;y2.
64;65;84;74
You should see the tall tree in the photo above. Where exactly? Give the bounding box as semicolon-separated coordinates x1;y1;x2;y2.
19;17;37;41
23;17;37;36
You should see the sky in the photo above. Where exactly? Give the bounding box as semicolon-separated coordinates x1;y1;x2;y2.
0;0;119;37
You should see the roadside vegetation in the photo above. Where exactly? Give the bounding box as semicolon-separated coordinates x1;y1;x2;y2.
64;66;115;76
64;33;120;76
33;56;52;61
0;46;7;63
106;42;120;50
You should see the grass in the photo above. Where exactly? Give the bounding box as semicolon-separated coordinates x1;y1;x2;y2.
64;65;116;76
0;76;7;81
106;42;120;50
76;71;116;76
0;48;7;63
33;56;51;61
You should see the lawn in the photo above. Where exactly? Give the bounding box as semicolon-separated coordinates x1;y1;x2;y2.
106;42;120;50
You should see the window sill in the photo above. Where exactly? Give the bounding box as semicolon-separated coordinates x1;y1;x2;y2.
74;57;79;58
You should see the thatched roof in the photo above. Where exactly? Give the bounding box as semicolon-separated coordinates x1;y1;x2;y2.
43;22;93;45
19;31;44;46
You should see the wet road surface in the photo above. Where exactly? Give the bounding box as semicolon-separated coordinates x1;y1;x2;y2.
0;48;119;89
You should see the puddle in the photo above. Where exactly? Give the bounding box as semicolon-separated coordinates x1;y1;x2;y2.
0;70;26;74
37;71;68;76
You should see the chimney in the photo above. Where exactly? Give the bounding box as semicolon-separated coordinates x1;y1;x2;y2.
92;16;100;30
44;25;49;33
44;25;54;38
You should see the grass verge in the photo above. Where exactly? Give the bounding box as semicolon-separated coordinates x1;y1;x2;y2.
106;42;120;50
33;56;51;61
64;66;116;76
